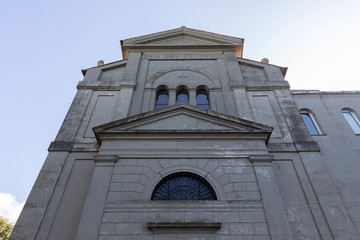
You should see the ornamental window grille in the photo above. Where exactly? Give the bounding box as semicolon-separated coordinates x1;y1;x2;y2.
151;172;217;200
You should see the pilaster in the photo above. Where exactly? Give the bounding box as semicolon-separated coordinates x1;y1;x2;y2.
75;155;119;240
250;155;294;240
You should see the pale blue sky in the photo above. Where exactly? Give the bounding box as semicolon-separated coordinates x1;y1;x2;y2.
0;0;359;219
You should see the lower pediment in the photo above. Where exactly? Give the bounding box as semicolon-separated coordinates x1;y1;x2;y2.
93;104;272;144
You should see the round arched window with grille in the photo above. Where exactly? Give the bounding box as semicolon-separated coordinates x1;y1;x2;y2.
151;172;217;200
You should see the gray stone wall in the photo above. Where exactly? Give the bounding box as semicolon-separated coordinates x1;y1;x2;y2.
98;158;269;240
292;92;360;234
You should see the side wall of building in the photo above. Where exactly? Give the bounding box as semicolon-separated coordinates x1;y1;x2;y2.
292;92;360;234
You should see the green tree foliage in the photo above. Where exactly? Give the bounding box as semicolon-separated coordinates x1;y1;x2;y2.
0;216;14;240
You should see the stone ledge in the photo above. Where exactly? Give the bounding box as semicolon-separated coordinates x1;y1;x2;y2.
48;141;99;152
147;222;221;234
294;141;320;152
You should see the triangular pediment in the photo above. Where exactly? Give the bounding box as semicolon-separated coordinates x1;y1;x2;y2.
93;104;272;144
121;27;244;59
150;36;220;46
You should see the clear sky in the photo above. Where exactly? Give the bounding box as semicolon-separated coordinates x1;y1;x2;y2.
1;0;359;223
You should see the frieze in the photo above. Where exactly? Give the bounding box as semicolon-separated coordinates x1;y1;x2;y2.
142;53;223;60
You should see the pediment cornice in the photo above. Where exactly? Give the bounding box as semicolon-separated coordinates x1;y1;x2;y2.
121;27;244;59
93;104;272;144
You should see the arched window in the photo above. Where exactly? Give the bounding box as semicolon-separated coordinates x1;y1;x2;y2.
300;110;321;135
196;89;210;109
151;172;217;200
342;109;360;134
176;88;189;104
155;88;169;109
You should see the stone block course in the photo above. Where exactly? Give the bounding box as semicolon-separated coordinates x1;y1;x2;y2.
99;223;116;234
235;192;261;201
142;166;157;179
99;235;127;240
126;235;153;240
158;158;171;169
229;223;254;234
184;211;212;222
240;212;266;223
109;182;122;191
224;166;243;174
219;174;230;185
138;174;151;185
245;183;258;191
253;223;269;234
114;223;145;234
233;183;247;191
102;212;130;222
229;173;256;183
124;166;143;174
111;174;139;183
223;183;234;193
121;182;135;191
243;235;271;240
215;235;244;240
156;211;185;222
169;158;179;166
213;212;240;222
212;167;225;178
205;160;219;172
128;212;156;222
149;160;163;172
107;192;132;201
196;158;209;168
242;167;255;174
134;183;145;193
179;158;190;165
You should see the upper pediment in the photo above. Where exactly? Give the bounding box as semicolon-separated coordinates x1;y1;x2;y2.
93;104;272;144
121;27;244;59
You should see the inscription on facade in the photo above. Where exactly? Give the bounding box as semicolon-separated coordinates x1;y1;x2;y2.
142;53;223;60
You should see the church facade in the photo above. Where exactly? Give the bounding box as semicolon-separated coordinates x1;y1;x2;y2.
11;27;360;240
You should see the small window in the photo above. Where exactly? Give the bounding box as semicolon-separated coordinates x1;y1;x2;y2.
176;88;189;104
196;89;210;109
151;172;217;200
300;111;321;135
342;109;360;134
155;89;169;109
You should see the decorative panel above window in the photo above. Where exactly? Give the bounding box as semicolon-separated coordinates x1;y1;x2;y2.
151;172;217;200
342;109;360;134
300;111;321;135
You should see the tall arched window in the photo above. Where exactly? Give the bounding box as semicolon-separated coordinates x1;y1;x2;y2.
300;110;321;135
176;87;189;104
196;89;210;109
155;88;169;109
342;109;360;134
151;172;217;200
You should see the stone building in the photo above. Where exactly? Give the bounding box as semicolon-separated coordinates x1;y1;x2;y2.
11;27;360;240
